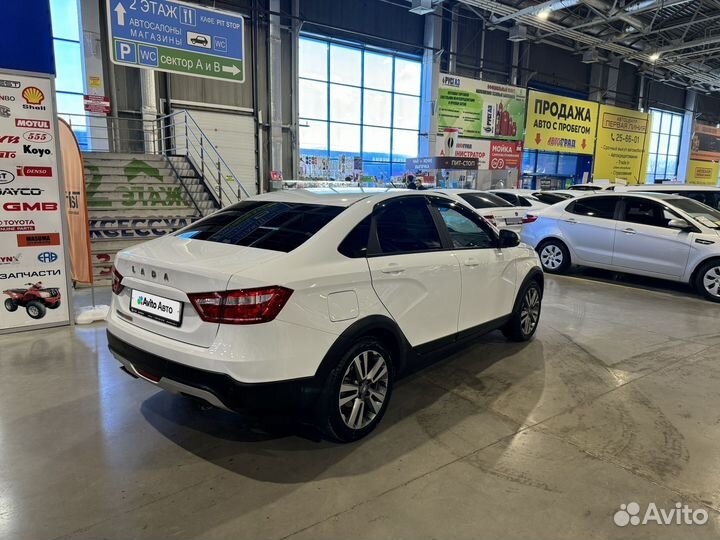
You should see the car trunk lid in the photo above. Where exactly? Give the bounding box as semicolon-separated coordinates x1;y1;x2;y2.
113;235;282;347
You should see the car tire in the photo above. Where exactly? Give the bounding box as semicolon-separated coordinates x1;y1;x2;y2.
537;239;571;274
26;301;46;320
4;298;18;312
694;260;720;303
502;280;542;342
48;300;61;310
315;337;394;443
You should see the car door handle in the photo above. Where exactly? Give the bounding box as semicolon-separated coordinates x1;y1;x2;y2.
622;228;636;235
564;218;577;224
380;263;405;274
463;258;480;267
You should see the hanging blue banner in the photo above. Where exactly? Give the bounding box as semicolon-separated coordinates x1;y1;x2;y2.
0;0;56;75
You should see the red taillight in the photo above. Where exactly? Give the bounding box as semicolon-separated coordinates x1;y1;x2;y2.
188;286;293;325
484;215;496;225
522;214;538;224
111;266;124;295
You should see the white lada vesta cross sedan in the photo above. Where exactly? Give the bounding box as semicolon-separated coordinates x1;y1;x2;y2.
107;190;543;442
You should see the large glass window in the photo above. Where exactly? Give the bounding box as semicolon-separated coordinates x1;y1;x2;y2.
299;37;422;181
50;0;87;148
646;109;683;183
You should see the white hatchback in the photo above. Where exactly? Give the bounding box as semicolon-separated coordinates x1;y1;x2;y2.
521;192;720;302
108;190;544;442
433;189;527;232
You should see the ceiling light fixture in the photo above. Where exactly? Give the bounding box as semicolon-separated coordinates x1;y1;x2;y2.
537;10;551;19
649;52;661;62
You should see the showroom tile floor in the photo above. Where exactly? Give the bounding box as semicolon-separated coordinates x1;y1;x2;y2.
2;274;720;540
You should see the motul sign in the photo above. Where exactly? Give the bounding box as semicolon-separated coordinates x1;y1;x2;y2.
15;118;51;129
2;201;58;212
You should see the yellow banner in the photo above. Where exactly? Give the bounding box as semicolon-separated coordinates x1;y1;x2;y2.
687;159;719;186
593;105;651;184
525;90;598;154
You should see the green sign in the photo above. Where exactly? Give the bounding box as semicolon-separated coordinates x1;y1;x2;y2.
437;75;526;140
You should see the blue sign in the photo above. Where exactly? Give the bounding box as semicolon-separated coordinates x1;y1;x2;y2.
37;252;58;264
0;0;55;75
107;0;245;82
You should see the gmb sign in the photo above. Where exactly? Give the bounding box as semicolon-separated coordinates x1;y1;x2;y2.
525;90;599;155
107;0;245;82
593;104;651;184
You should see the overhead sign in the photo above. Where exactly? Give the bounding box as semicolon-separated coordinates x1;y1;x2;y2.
107;0;245;82
593;104;651;184
691;122;720;162
0;72;70;331
687;159;719;186
525;90;599;155
406;156;480;171
437;75;526;141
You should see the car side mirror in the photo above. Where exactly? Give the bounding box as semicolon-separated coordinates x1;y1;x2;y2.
668;218;690;230
499;229;520;248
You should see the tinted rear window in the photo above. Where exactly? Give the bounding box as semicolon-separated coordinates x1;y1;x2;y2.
567;197;618;219
458;192;513;209
533;192;569;205
176;201;344;252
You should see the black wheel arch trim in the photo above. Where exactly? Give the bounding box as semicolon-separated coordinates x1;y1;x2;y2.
313;315;409;382
512;268;544;313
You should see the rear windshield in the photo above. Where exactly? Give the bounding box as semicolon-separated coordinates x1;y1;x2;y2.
650;189;720;211
458;192;513;209
667;197;720;229
532;192;570;205
176;201;344;252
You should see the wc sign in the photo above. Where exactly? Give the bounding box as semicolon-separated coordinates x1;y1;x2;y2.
107;0;245;82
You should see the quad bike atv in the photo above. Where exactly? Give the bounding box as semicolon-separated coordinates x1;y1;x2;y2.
3;282;62;319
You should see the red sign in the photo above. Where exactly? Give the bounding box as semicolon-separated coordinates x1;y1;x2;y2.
489;141;523;170
16;118;51;129
17;233;60;247
16;166;53;177
83;95;111;115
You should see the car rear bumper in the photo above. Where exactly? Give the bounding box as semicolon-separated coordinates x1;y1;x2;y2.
107;331;318;411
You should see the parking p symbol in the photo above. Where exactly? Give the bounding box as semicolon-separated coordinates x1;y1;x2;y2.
115;40;137;64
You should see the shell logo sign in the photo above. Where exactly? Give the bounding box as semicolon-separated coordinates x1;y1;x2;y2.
21;87;46;111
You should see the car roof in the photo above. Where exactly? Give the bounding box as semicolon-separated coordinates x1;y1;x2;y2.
579;191;681;200
618;184;720;191
433;189;496;195
249;188;437;207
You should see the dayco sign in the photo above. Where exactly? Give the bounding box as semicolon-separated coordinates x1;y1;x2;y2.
525;90;599;154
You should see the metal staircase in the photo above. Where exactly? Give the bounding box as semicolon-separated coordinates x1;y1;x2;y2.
83;152;218;284
65;109;251;285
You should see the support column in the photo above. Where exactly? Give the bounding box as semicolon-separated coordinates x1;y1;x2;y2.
448;5;459;74
510;42;520;86
290;0;300;179
588;63;604;102
419;7;442;157
268;0;283;178
678;90;697;182
80;0;109;151
605;58;620;105
140;70;158;153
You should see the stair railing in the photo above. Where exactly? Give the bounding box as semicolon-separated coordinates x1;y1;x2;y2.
157;110;250;207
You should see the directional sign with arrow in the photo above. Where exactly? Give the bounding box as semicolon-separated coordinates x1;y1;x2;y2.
106;0;245;83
